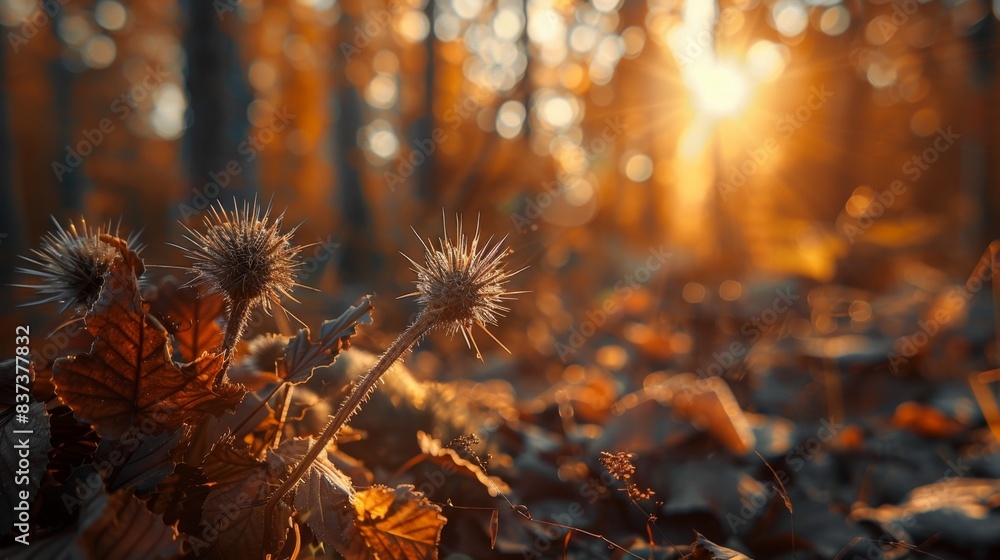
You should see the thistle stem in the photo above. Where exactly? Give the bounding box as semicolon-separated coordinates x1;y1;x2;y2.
262;310;437;551
219;299;252;384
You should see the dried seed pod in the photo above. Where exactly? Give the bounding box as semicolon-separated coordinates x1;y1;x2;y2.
402;214;525;358
177;200;304;358
16;217;140;314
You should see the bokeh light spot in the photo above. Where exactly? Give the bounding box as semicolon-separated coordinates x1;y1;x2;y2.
772;0;808;37
82;35;117;69
95;1;127;31
496;100;526;139
623;153;653;182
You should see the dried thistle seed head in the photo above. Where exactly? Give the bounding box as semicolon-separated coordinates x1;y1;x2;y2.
402;215;523;358
230;333;289;383
243;333;289;373
16;218;140;313
179;201;303;314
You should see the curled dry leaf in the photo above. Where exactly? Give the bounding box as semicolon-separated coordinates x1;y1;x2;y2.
282;295;375;384
891;401;967;439
2;488;181;560
851;478;1000;524
284;438;357;551
340;484;447;560
416;430;511;497
668;374;756;455
98;426;183;495
691;531;754;560
45;404;100;484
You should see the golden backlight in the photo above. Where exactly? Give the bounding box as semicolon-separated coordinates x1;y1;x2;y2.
684;59;752;119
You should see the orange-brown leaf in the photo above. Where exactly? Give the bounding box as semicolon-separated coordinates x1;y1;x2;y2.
185;442;291;559
150;279;226;363
341;484;446;560
52;258;243;439
416;431;510;497
691;531;754;560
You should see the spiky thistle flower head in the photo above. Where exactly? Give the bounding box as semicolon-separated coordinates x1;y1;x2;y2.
16;217;140;313
178;200;303;315
402;214;524;358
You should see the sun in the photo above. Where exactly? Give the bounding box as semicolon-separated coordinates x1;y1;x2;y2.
684;59;753;119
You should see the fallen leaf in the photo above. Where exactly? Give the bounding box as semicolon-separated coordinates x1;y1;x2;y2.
76;489;181;560
341;484;447;560
45;404;99;484
691;531;754;560
52;258;243;439
416;431;511;497
287;439;356;550
149;279;225;363
99;427;183;494
892;401;967;438
668;374;756;455
185;442;291;559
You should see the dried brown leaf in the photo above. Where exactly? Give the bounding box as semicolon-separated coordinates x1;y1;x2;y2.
76;489;181;560
282;295;374;384
691;531;754;560
52;258;243;439
341;484;447;560
149;280;226;363
416;431;510;497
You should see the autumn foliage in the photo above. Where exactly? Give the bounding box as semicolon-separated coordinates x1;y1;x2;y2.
2;234;448;559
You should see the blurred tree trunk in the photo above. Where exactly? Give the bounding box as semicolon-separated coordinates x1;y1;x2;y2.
51;12;82;212
181;0;251;207
332;9;372;283
964;2;998;250
413;0;436;201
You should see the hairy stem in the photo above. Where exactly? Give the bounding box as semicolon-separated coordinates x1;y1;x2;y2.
262;310;436;550
218;298;251;385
